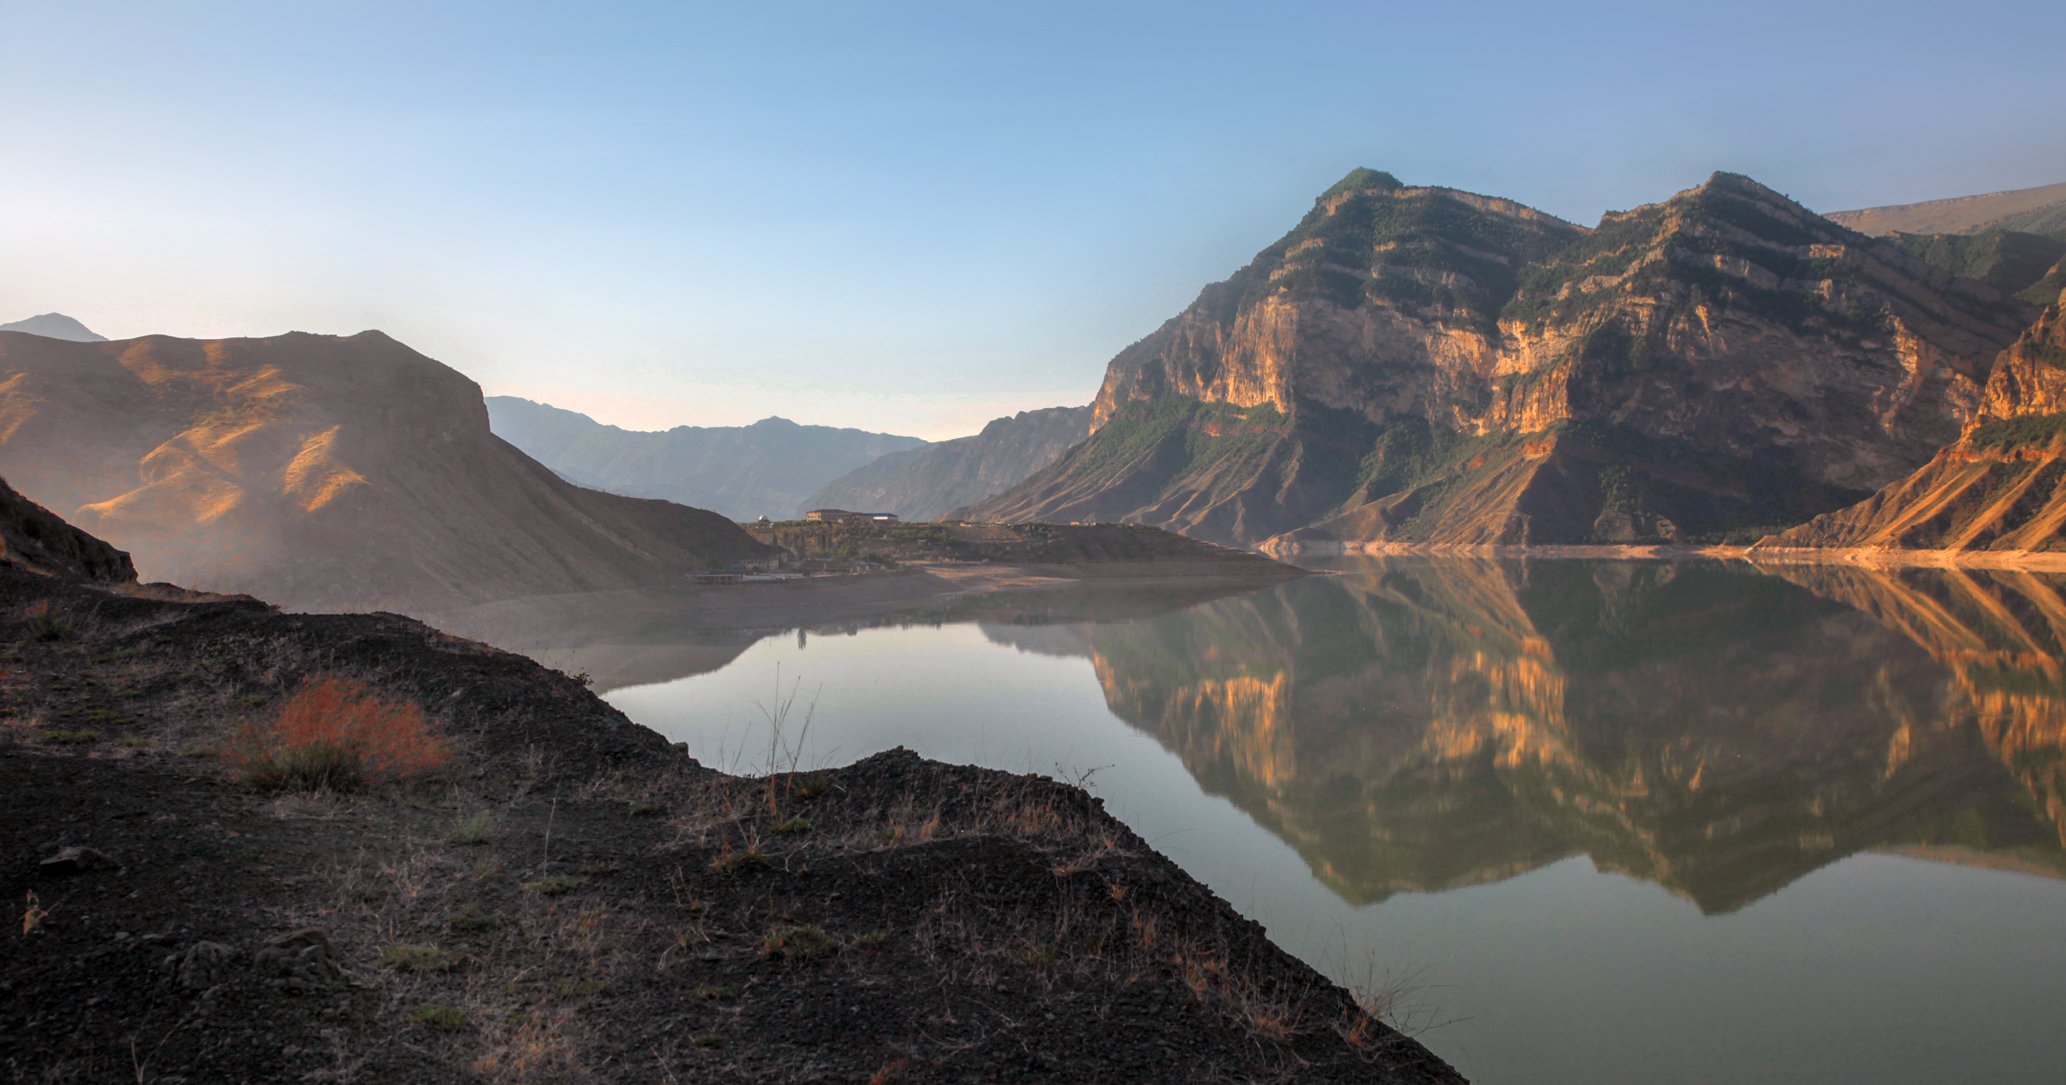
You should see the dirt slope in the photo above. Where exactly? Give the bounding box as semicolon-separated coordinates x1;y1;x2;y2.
0;330;774;612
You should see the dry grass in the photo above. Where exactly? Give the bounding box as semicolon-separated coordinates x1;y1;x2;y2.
225;675;449;791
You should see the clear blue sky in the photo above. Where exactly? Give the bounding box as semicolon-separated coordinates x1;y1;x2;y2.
5;1;2062;439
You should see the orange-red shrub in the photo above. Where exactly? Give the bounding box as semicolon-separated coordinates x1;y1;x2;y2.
227;676;449;790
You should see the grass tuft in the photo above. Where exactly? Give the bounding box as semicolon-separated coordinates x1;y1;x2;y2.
410;1003;470;1031
23;601;75;643
379;943;460;973
524;874;586;897
761;923;838;963
449;810;493;846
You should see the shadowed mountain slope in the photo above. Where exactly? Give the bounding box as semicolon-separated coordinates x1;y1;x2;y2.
808;404;1092;521
1765;291;2066;553
970;171;2036;547
0;331;774;611
485;396;925;520
0;475;134;582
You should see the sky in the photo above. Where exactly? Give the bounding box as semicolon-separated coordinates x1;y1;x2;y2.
4;1;2064;440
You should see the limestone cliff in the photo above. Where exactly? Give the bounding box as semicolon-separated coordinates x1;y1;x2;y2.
1764;292;2066;553
969;170;2037;547
0;330;775;612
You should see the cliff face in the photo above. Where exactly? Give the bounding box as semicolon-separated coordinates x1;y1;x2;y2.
484;397;925;521
809;405;1092;521
1766;292;2066;552
970;171;2037;546
0;475;134;582
0;330;774;611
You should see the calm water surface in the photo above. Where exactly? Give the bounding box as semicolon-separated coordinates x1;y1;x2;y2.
577;558;2066;1083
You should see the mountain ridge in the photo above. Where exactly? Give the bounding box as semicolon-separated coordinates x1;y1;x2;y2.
485;396;926;520
808;404;1093;520
970;169;2037;548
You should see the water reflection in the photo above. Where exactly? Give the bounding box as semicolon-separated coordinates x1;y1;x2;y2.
524;558;2066;1083
1008;559;2066;911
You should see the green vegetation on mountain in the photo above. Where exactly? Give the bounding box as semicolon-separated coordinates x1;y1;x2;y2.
1890;228;2066;302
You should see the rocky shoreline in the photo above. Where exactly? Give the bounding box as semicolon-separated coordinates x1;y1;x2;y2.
0;561;1459;1083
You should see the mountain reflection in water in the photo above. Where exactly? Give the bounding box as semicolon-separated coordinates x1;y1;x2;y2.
475;557;2066;1083
996;558;2066;912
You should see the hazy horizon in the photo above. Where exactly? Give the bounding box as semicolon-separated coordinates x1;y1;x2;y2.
7;0;2063;440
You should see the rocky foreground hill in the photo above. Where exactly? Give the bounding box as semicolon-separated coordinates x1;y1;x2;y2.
485;396;926;521
0;330;775;611
0;490;1458;1084
968;169;2039;549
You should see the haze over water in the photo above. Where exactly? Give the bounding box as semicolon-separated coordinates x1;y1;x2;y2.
584;558;2066;1083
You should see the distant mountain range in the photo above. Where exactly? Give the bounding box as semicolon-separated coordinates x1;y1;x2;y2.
1827;180;2066;306
0;329;773;611
1828;180;2066;238
969;169;2038;548
0;312;107;341
484;397;925;521
806;405;1092;521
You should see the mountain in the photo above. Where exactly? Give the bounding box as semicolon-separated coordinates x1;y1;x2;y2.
1827;180;2066;239
1762;289;2066;552
485;396;926;521
0;475;133;582
0;330;775;611
1887;229;2066;304
806;404;1092;521
0;312;107;342
1827;182;2066;307
969;169;2037;547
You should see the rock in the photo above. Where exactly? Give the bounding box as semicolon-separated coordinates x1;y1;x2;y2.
254;928;342;990
39;844;117;874
171;941;238;991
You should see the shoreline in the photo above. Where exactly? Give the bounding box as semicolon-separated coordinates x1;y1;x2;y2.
417;558;1306;644
1264;538;2066;572
1;563;1461;1083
